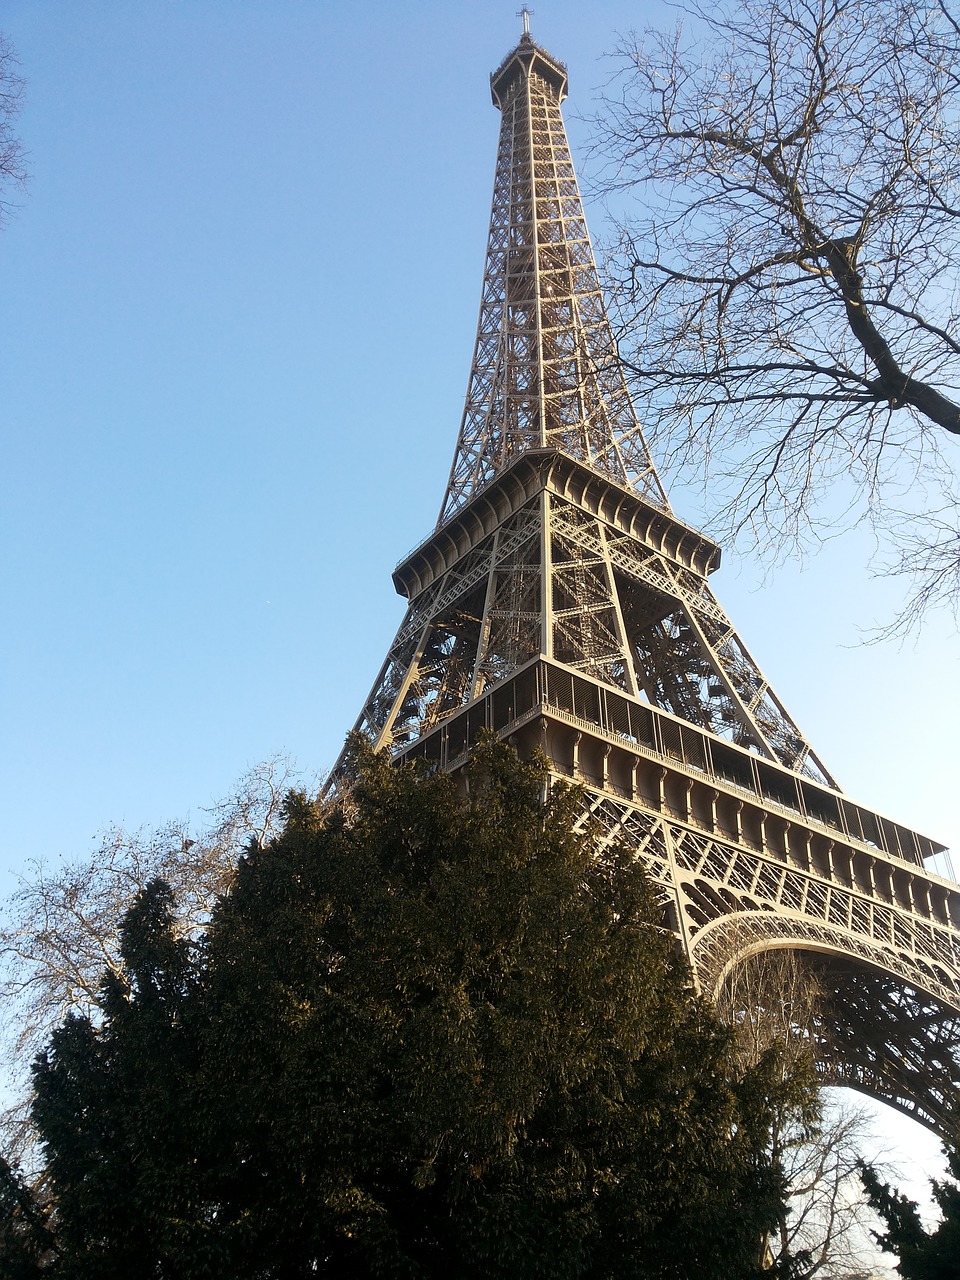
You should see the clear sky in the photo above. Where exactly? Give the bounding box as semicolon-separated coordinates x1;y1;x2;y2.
1;0;955;1231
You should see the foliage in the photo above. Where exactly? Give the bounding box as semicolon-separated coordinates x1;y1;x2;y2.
0;1157;56;1277
860;1143;960;1279
0;755;306;1161
592;0;960;626
16;738;805;1278
31;882;204;1277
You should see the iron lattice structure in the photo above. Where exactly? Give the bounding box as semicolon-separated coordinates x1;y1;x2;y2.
338;32;960;1138
439;39;667;523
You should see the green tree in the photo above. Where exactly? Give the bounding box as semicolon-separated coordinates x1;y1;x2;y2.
23;739;806;1278
0;755;304;1163
0;1156;57;1277
860;1145;960;1279
31;881;212;1278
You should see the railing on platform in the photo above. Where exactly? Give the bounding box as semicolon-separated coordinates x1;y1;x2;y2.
395;656;946;870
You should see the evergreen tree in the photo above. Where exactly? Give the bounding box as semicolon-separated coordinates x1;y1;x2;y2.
860;1146;960;1280
0;1156;56;1277
20;738;806;1278
31;881;216;1277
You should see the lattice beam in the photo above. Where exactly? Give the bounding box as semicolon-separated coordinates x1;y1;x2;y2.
439;35;667;522
332;28;959;1141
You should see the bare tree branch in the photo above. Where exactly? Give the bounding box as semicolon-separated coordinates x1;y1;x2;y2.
0;33;27;227
718;949;889;1277
590;0;960;627
0;755;321;1165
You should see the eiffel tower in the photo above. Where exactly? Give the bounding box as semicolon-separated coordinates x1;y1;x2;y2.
336;25;960;1139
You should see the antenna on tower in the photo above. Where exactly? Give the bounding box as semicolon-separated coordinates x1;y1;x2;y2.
517;6;533;37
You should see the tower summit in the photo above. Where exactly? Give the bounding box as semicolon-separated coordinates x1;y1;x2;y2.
335;31;960;1137
440;27;667;525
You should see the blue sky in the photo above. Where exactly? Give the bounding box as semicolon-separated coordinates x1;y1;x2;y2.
1;0;955;1206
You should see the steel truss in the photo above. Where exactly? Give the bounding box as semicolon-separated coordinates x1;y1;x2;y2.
574;785;960;1136
353;462;833;786
439;37;667;524
335;29;960;1139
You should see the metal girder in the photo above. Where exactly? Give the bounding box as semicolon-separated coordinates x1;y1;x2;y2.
571;779;960;1139
332;29;960;1142
347;484;832;785
438;35;667;524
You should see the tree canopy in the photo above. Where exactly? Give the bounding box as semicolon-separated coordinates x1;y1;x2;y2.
8;738;806;1278
593;0;960;623
0;756;304;1164
860;1145;960;1280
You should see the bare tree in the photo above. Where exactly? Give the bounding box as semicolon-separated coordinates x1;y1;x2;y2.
776;1100;882;1279
0;755;316;1161
592;0;960;625
0;33;26;226
719;950;886;1278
